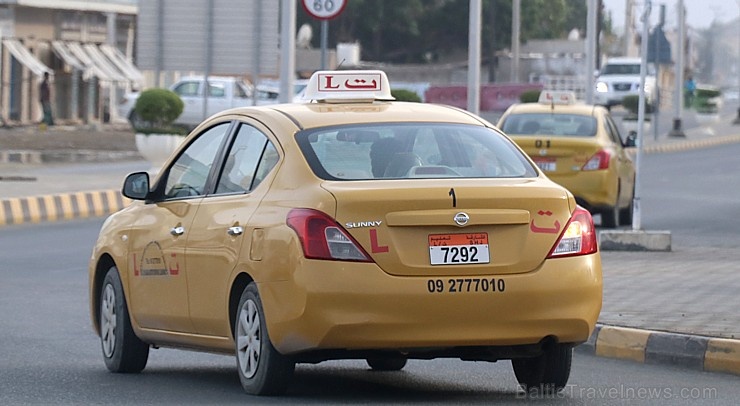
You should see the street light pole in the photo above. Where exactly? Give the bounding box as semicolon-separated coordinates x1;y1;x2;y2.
734;0;740;124
632;0;651;231
669;0;686;137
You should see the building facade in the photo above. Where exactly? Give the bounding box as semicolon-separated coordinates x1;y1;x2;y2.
0;0;141;125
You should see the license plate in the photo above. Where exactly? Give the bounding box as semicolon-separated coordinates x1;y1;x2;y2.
533;158;556;172
428;233;490;265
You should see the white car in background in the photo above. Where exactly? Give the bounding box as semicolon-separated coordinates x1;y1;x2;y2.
118;76;276;130
594;57;656;110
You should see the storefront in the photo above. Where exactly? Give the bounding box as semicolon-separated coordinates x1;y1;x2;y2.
0;0;141;126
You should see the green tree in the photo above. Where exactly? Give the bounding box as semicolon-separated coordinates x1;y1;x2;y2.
297;0;589;65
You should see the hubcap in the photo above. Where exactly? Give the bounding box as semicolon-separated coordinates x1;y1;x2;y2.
101;283;117;358
236;299;261;379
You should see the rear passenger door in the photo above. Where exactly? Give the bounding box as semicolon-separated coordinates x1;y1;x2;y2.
185;119;281;337
604;114;635;204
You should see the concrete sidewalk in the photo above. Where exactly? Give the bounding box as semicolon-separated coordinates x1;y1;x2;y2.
1;111;740;377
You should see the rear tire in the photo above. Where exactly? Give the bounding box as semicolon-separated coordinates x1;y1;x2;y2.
100;266;149;373
366;356;408;371
235;283;295;396
512;344;572;394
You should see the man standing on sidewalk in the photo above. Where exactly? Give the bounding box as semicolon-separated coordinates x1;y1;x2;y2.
39;72;54;127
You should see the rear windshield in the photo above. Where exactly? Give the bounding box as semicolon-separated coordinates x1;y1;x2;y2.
296;123;537;180
500;113;597;137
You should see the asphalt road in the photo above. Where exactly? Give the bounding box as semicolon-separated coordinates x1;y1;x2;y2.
637;141;740;248
2;142;740;404
0;217;737;405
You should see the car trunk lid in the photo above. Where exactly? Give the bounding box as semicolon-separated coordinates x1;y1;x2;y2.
324;178;572;276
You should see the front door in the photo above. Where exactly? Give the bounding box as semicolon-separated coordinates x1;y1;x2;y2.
127;122;233;333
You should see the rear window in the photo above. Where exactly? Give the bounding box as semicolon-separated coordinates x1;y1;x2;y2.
296;123;537;180
500;113;597;137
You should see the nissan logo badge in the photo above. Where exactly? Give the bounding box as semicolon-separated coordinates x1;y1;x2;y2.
454;212;470;226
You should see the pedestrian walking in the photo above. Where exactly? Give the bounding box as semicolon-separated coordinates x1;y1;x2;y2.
39;72;54;127
684;75;696;108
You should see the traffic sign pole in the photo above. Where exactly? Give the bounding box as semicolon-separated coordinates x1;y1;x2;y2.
302;0;346;70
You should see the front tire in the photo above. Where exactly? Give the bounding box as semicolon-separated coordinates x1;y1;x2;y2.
619;183;635;226
100;266;149;373
512;344;572;394
600;205;619;228
235;283;295;396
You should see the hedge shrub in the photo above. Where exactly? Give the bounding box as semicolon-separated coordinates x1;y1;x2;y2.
133;88;185;134
519;90;541;103
391;89;422;102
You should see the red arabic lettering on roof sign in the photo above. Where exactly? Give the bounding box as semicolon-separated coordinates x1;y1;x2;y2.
318;73;383;92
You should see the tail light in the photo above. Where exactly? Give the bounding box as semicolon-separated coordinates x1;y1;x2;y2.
547;206;598;258
582;149;610;171
287;208;372;262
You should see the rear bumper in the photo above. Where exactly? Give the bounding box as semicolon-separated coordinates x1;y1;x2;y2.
259;253;602;356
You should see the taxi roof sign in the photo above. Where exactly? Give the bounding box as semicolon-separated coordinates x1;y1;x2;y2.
303;70;395;103
538;90;578;105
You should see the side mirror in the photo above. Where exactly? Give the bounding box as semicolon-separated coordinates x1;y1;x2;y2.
122;172;150;200
625;132;637;148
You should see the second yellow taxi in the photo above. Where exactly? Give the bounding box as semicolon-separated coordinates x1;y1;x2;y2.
497;91;636;228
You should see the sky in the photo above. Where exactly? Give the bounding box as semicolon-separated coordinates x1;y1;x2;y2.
602;0;740;31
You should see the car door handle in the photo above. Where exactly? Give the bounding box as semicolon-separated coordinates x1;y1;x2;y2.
170;226;185;236
227;226;244;236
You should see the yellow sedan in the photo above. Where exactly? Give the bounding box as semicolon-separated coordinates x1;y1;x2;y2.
89;72;602;396
497;91;636;228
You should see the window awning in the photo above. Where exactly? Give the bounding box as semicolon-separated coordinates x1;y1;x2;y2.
83;43;129;83
2;38;52;77
66;41;127;83
99;44;144;87
51;40;85;71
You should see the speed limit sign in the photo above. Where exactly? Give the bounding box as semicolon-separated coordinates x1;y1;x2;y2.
301;0;347;20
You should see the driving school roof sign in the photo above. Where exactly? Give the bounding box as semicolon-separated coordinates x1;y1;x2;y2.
304;70;394;102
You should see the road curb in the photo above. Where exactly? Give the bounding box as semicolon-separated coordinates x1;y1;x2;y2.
0;149;141;164
0;189;130;227
641;134;740;154
580;324;740;376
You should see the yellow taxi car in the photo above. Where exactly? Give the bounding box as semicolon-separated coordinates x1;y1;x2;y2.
89;71;602;396
497;91;636;228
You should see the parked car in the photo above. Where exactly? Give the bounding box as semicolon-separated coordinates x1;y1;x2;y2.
594;57;656;109
257;78;309;102
90;70;602;396
118;76;276;130
498;90;636;228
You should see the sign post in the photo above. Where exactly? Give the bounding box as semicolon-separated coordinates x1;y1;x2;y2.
301;0;347;69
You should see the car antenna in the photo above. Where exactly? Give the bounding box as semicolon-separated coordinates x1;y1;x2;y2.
336;58;346;70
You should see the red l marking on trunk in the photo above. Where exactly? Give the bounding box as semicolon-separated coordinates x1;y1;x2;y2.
369;229;389;253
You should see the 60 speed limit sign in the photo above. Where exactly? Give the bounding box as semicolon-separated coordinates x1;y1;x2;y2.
302;0;347;20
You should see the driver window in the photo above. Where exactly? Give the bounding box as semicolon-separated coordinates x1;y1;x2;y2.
164;123;230;199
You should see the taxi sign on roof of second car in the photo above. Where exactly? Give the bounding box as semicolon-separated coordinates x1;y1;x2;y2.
538;90;578;105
